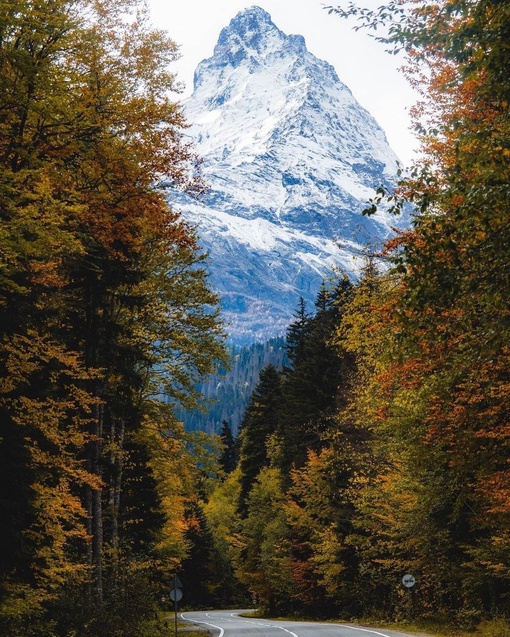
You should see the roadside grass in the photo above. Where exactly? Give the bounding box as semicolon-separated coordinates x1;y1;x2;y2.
141;613;210;637
343;617;510;637
140;623;209;637
475;619;510;637
244;610;510;637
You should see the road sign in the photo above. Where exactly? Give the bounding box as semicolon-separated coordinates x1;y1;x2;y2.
170;574;183;590
169;587;183;602
402;574;416;588
170;575;183;637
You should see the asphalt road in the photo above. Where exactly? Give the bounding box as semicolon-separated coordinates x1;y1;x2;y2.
180;609;425;637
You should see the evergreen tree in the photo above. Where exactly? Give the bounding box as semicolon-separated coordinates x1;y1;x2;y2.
237;365;282;514
274;278;354;473
219;420;237;475
285;297;312;367
179;501;216;609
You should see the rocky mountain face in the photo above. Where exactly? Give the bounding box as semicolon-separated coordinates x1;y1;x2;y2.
170;6;405;344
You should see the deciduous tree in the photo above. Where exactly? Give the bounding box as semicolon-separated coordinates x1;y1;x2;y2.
0;1;226;633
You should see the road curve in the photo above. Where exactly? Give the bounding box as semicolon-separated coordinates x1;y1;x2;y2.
180;609;424;637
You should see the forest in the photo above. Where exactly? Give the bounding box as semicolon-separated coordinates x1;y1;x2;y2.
173;337;289;435
0;0;509;636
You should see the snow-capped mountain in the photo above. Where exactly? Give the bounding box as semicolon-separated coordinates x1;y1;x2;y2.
171;6;405;344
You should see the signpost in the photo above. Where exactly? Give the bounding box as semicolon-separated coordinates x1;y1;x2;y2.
402;574;415;621
169;575;183;636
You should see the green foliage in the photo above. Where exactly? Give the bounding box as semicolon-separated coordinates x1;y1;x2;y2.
203;468;250;607
219;420;237;474
236;467;293;614
219;276;362;615
179;501;216;608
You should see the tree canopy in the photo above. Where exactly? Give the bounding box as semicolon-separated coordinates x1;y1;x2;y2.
0;1;226;635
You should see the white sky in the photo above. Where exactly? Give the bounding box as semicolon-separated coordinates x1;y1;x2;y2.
146;0;419;166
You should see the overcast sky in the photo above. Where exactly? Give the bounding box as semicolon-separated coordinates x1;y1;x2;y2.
146;0;419;166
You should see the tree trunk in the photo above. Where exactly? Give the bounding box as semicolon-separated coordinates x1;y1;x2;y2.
108;416;125;589
91;401;104;604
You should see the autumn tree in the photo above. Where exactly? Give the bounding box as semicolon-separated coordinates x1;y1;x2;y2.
326;0;510;622
0;0;226;634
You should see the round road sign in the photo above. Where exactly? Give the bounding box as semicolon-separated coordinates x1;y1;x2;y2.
169;588;183;602
402;574;416;588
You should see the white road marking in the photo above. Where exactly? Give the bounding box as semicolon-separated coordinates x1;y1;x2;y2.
181;613;224;637
273;626;299;637
182;611;396;637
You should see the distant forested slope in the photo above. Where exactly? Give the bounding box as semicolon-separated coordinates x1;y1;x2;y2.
175;337;289;435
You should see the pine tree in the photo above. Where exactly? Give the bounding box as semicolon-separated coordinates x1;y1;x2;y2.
179;501;216;608
285;297;312;367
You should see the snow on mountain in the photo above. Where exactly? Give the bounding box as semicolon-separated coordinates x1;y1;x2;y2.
169;6;405;344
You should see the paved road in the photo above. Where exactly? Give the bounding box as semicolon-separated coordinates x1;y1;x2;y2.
180;609;425;637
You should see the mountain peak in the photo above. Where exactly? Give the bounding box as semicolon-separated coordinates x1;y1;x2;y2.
203;6;306;74
181;9;405;343
192;6;329;96
229;5;273;31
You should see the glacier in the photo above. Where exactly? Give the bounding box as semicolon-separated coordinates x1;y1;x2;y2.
168;6;406;344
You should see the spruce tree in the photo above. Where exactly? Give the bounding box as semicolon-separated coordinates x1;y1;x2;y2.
285;297;312;367
275;278;354;473
237;365;282;514
219;420;237;475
